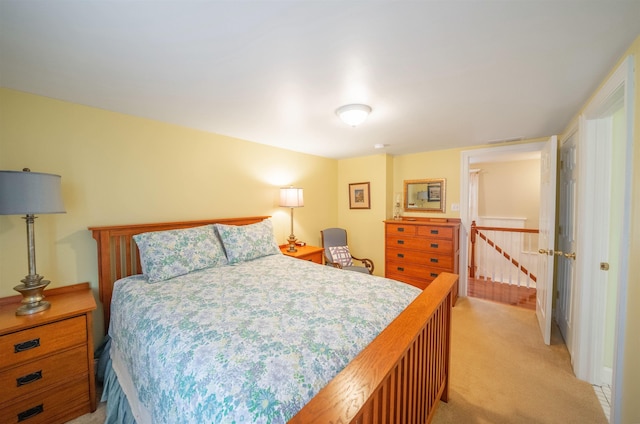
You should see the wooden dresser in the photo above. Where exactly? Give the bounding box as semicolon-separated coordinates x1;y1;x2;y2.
0;283;97;424
385;218;461;300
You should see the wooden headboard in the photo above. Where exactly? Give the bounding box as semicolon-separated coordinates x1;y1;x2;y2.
89;216;269;332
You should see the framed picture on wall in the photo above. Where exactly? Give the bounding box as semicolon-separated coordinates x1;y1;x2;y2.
349;182;371;209
427;183;441;201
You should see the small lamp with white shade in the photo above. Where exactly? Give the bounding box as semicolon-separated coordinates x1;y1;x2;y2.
279;187;304;252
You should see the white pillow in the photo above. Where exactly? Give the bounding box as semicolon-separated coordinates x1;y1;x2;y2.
328;245;354;267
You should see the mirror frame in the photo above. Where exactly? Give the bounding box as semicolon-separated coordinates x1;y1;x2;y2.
403;178;446;213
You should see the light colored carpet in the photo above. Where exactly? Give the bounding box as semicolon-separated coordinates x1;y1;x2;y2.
68;297;606;423
432;297;607;424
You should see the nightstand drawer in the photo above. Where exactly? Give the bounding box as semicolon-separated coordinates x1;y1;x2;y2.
0;316;86;369
0;376;90;424
0;345;87;404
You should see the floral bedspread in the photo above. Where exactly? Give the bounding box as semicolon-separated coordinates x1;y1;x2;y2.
109;254;420;423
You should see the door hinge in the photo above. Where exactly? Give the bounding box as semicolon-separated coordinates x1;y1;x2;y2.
600;262;610;271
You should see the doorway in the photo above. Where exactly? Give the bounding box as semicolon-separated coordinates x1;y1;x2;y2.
571;56;634;424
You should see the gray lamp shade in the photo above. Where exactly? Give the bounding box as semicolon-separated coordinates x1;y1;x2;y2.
279;187;304;208
0;170;65;215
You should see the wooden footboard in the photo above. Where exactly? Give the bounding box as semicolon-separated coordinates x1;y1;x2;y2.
90;217;455;424
290;271;456;424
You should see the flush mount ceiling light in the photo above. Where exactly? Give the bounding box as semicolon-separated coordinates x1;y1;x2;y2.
336;104;372;127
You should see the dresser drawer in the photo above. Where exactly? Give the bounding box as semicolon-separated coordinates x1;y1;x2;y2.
386;248;454;269
386;273;429;290
386;235;453;254
0;376;90;424
417;225;454;239
386;261;444;281
0;316;87;369
386;224;418;236
0;345;87;404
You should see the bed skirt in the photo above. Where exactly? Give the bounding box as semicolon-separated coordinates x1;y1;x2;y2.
102;356;137;424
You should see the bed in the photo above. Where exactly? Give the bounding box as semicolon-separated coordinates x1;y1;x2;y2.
90;216;457;424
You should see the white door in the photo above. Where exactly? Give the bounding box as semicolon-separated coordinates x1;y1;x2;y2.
556;131;578;355
537;135;557;345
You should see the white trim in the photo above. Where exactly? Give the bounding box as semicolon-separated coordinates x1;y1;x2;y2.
573;54;633;424
602;367;613;386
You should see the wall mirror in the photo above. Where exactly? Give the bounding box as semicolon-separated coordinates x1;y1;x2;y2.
404;178;446;213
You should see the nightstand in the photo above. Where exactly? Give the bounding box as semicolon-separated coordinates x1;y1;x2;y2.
280;244;325;264
0;283;97;424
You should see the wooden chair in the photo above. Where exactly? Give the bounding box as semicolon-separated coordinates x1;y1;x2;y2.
320;228;374;274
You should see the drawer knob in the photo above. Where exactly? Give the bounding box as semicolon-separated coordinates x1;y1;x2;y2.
430;272;438;278
18;404;43;422
397;240;405;245
430;229;439;234
17;370;43;387
397;267;405;272
397;253;404;258
14;338;40;353
397;227;405;232
430;243;439;248
430;258;439;263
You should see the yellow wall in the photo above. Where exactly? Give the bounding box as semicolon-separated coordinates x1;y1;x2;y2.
476;159;540;228
392;148;463;219
337;154;390;276
0;88;338;342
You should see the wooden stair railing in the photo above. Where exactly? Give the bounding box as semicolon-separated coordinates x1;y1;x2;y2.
469;221;539;282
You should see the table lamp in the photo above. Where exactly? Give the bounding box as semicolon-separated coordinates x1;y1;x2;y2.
279;187;304;252
0;169;65;315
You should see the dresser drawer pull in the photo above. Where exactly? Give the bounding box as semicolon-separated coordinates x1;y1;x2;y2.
16;370;43;387
430;258;439;263
397;253;404;258
396;240;405;245
397;227;405;232
430;243;439;248
430;229;439;234
397;267;405;272
14;338;40;353
18;404;43;422
430;272;439;278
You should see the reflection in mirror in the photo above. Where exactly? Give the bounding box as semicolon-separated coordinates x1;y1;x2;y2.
404;179;446;213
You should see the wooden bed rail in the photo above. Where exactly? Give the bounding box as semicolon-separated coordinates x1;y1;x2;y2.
290;272;457;424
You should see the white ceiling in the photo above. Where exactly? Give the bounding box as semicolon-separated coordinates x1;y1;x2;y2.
1;1;639;160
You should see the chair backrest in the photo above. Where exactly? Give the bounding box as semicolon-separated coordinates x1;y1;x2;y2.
321;228;348;262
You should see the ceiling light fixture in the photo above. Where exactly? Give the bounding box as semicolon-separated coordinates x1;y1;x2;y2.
336;104;372;127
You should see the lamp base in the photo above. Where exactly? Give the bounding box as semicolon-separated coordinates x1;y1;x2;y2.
14;274;51;316
286;235;298;252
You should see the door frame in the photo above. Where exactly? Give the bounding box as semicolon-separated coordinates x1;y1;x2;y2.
460;141;545;297
573;55;634;424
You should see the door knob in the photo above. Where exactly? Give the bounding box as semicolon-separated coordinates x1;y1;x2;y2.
564;252;576;260
554;251;565;256
538;249;553;256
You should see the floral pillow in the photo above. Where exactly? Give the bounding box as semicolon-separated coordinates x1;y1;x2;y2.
133;225;228;283
328;245;354;267
215;219;281;264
